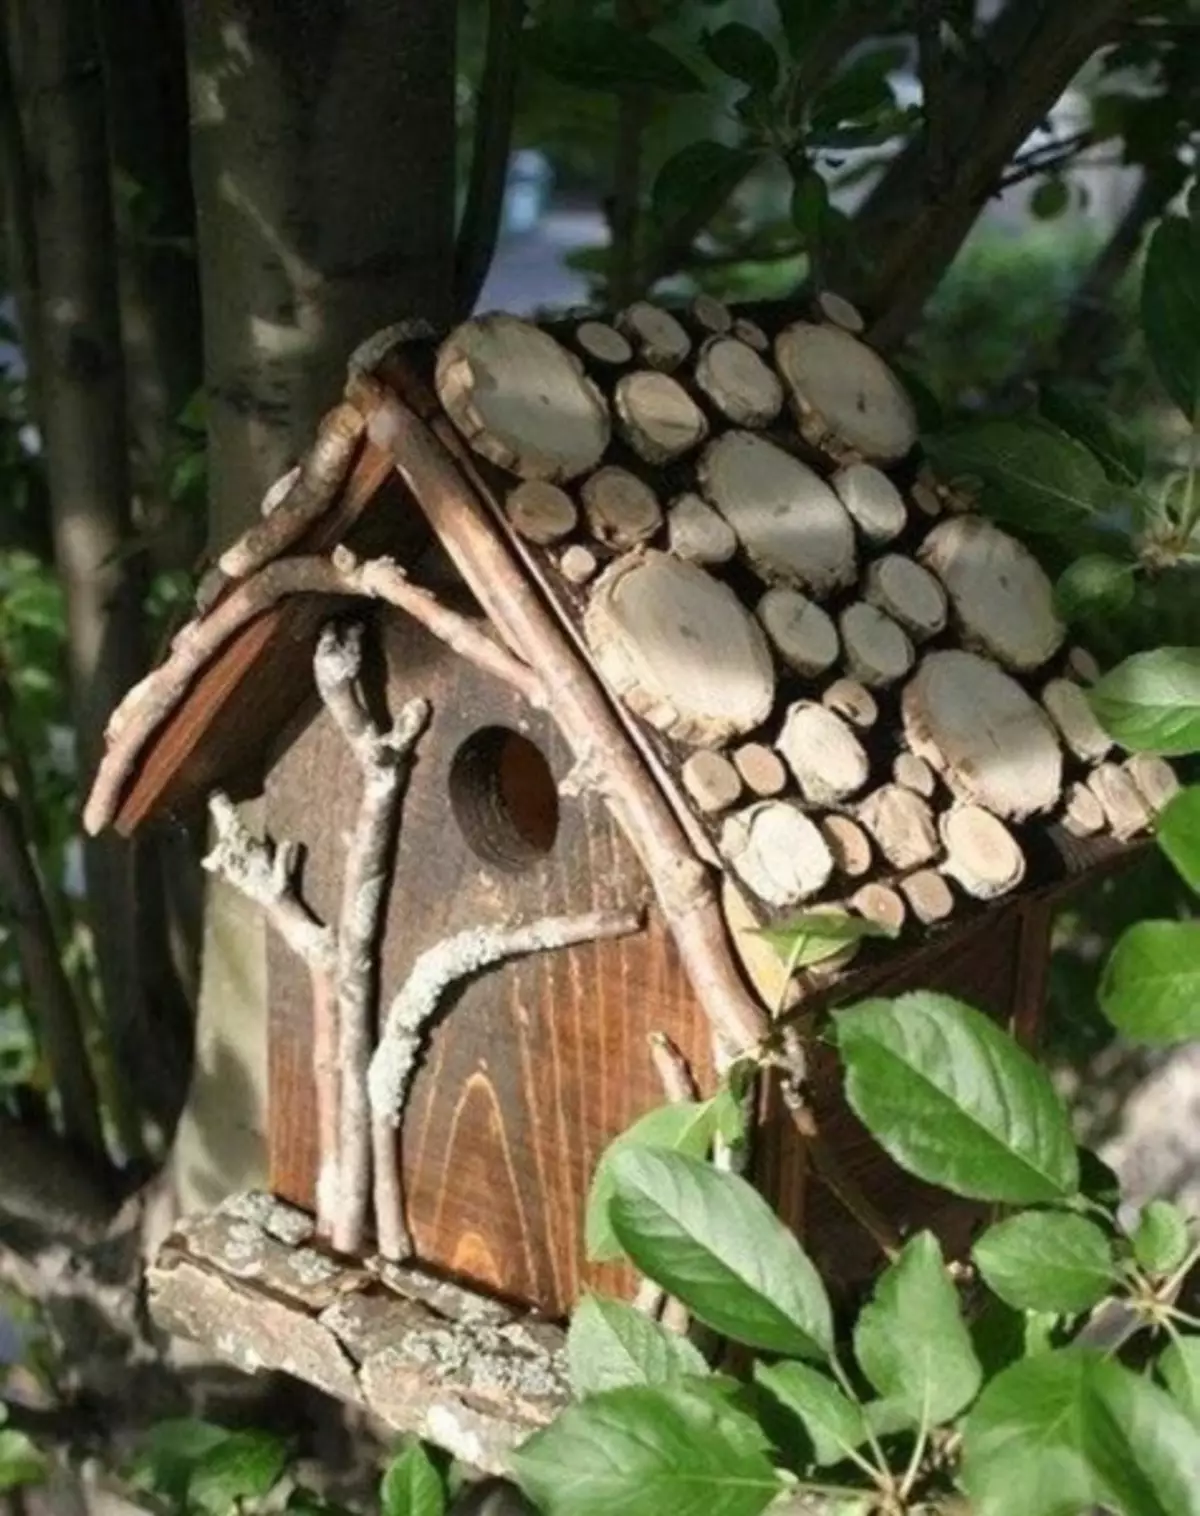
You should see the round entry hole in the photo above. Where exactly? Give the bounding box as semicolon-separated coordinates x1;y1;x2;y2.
449;726;559;871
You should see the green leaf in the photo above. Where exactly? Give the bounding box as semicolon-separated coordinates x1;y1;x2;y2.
1030;176;1070;220
381;1442;445;1516
1054;554;1135;624
1159;1338;1200;1426
775;0;844;59
587;1101;719;1262
512;1384;781;1516
607;1148;832;1359
0;1429;45;1493
835;993;1079;1203
652;142;760;234
922;420;1109;541
754;1361;868;1467
1142;216;1200;420
1158;786;1200;894
525;22;704;94
790;169;830;242
962;1348;1200;1516
567;1295;709;1396
756;910;897;972
701;25;778;93
1090;649;1200;756
188;1430;289;1515
853;1232;981;1427
1038;382;1145;485
1133;1200;1192;1275
1099;920;1200;1044
128;1420;231;1503
972;1212;1116;1314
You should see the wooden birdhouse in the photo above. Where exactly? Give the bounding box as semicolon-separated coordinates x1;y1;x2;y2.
84;292;1180;1468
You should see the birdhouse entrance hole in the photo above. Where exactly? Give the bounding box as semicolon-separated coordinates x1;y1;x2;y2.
449;725;559;870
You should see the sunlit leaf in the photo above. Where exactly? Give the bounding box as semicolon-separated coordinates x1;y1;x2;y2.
567;1295;709;1396
1132;1199;1191;1276
1054;554;1136;624
1099;920;1200;1044
972;1212;1116;1313
754;1361;868;1467
1157;786;1200;894
1090;649;1200;756
381;1441;445;1516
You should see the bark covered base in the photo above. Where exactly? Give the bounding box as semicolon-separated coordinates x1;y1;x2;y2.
147;1192;568;1473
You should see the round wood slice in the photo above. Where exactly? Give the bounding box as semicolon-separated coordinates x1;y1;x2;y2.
757;587;839;676
615;371;708;464
920;517;1064;672
617;301;691;370
733;317;769;352
940;805;1026;899
694;337;784;428
692;293;733;334
916;462;971;515
1040;678;1112;763
900;869;954;925
816;290;865;333
1125;754;1181;813
851;882;906;933
436;314;611;481
682;750;743;814
821;814;873;877
584;550;776;745
1062;780;1105;838
1087;762;1152;840
1067;645;1102;684
822;678;878;729
893;751;936;797
581;466;663;549
903;650;1063;819
699;431;857;595
778;701;870;805
733;742;788;797
720;801;834;907
864;554;948;640
775;321;918;463
576;320;633;366
667;492;738;565
721;879;799;1012
858;784;938;870
839;602;914;687
505;480;578;544
831;462;908;544
560;544;597;584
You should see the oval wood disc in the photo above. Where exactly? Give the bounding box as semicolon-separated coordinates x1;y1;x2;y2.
699;431;857;594
1040;678;1112;762
940;805;1026;899
617;301;691;370
864;554;948;640
667;492;738;565
831;462;908;544
816;290;865;332
436;313;611;481
581;466;663;548
615;370;708;463
694;337;784;428
505;480;578;544
720;801;834;907
584;550;776;745
839;602;914;687
576;320;632;365
920;517;1064;671
858;784;938;870
902;650;1063;819
757;587;839;676
774;321;918;462
778;701;870;804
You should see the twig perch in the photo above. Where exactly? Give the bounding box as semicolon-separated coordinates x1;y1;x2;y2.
313;622;429;1256
368;907;643;1260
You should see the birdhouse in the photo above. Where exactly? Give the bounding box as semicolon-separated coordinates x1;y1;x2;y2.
84;293;1179;1468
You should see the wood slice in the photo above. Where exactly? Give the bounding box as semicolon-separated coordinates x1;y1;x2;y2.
584;550;776;745
733;742;788;797
505;480;578;544
1125;754;1181;814
1062;780;1105;838
1087;762;1152;840
720;801;834;907
757;587;839;676
858;784;938;870
774;321;918;463
617;301;691;371
721;879;799;1012
576;320;632;366
910;479;943;519
916;462;972;515
1040;678;1112;762
822;678;878;729
839;602;914;687
581;466;663;548
864;554;948;640
778;702;870;805
851;882;906;933
920;517;1065;672
667;492;738;565
893;752;936;797
682;750;743;814
900;869;955;925
939;805;1026;899
615;371;708;463
692;293;733;334
436;314;610;481
733;317;769;352
831;463;908;544
816;290;865;333
559;544;597;585
699;431;857;595
1067;645;1102;684
902;650;1063;820
820;814;873;877
694;337;784;428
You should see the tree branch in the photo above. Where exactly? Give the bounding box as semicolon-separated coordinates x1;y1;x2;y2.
916;0;950;196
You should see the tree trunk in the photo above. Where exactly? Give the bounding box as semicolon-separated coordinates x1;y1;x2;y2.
172;0;456;1211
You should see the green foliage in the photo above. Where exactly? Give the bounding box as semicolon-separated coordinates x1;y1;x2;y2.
753;1361;869;1467
1099;920;1200;1043
1090;649;1200;756
1159;1339;1200;1426
524;22;703;94
700;25;778;94
380;1442;447;1516
130;1421;288;1513
1158;786;1200;894
1142;216;1200;419
0;1405;45;1494
567;1295;710;1395
1132;1200;1192;1276
755;909;897;975
972;1212;1116;1314
1055;552;1137;624
651;143;761;233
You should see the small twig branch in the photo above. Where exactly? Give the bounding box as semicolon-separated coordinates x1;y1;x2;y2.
202;793;341;1232
313;622;429;1256
997;128;1097;191
917;1;950;196
368;908;643;1259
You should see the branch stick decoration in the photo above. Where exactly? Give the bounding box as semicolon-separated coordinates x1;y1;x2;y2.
202;793;341;1233
313;621;429;1256
368;907;643;1260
